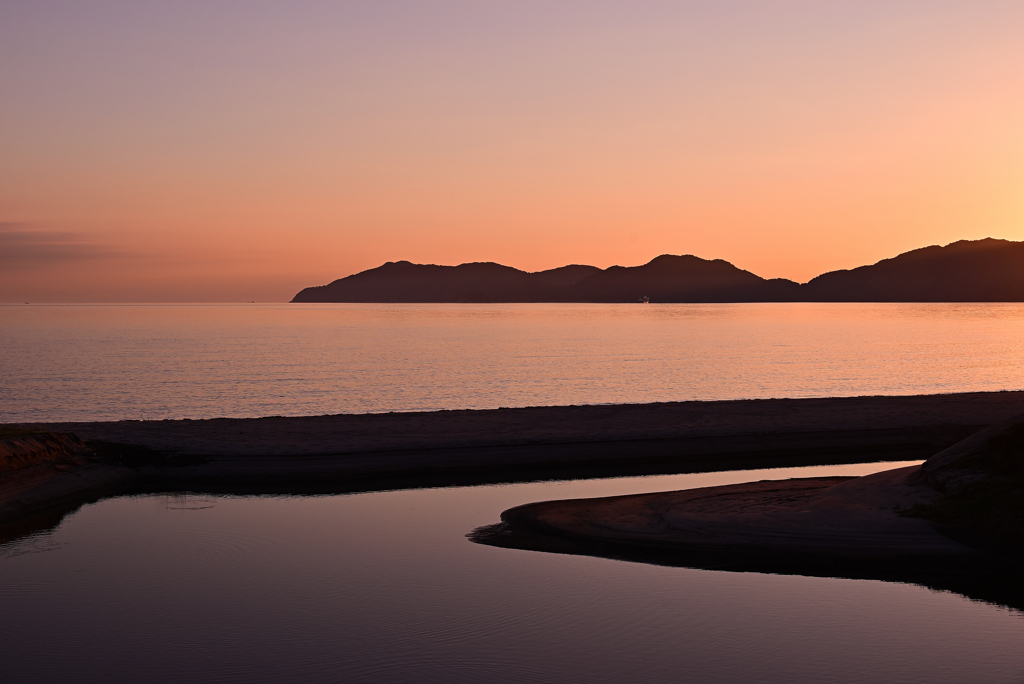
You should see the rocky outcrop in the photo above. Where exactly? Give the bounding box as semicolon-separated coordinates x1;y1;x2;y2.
0;432;90;472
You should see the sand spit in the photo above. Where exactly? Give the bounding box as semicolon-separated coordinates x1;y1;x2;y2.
491;466;964;558
472;412;1024;610
3;391;1024;543
24;391;1024;458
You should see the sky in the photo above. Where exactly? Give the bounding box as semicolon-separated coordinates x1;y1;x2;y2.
2;0;1023;302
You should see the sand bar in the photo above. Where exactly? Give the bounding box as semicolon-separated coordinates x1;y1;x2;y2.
24;391;1024;457
3;391;1024;540
492;466;964;558
471;409;1024;610
8;391;1024;492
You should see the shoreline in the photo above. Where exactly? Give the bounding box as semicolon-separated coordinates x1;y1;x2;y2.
471;469;1024;612
470;409;1024;611
3;391;1024;540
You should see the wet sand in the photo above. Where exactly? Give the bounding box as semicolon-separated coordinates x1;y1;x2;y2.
470;406;1024;610
492;466;963;557
470;462;1024;611
486;466;971;562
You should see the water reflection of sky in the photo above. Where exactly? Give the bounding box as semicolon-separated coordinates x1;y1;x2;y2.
2;462;1022;683
4;302;1024;423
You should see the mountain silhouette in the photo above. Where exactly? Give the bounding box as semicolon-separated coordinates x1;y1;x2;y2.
561;254;800;302
292;260;601;302
292;238;1024;303
802;238;1024;301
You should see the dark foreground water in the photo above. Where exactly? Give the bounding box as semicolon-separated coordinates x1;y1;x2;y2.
2;462;1022;684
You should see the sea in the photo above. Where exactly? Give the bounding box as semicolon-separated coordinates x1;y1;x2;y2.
3;302;1024;422
2;303;1023;683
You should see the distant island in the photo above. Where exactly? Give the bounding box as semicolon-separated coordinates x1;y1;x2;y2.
292;237;1024;303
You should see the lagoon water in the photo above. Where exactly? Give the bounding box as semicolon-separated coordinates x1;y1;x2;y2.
3;462;1024;684
3;303;1024;682
3;302;1024;422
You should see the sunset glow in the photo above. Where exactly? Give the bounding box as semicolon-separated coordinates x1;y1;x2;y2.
2;1;1023;301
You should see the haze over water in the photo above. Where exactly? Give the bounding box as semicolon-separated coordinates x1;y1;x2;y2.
3;302;1024;423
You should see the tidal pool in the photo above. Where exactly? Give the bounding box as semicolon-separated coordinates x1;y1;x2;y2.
2;461;1022;684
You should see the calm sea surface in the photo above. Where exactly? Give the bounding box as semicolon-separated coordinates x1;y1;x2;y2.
3;303;1024;682
3;462;1024;684
2;302;1024;422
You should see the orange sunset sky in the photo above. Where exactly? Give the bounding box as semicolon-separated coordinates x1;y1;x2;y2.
2;1;1023;302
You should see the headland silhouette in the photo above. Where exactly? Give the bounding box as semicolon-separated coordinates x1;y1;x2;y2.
293;238;1024;303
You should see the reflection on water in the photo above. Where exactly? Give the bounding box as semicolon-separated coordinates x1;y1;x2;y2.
3;302;1024;422
2;462;1022;684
